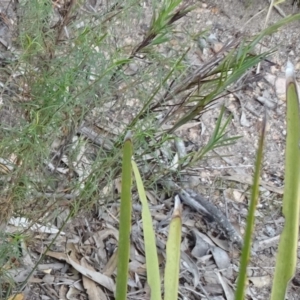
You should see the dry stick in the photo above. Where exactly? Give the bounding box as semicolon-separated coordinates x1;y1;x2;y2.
55;0;77;44
267;0;286;17
256;0;275;74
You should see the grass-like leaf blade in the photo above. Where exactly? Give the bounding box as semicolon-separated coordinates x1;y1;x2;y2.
132;160;162;300
270;61;300;300
116;132;133;300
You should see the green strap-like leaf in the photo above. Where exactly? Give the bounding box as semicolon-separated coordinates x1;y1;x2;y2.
132;160;162;300
271;62;300;300
164;196;182;300
116;131;133;300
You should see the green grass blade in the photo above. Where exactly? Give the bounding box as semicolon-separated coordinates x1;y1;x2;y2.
116;131;133;300
132;160;162;300
164;195;182;300
270;61;300;300
235;112;266;300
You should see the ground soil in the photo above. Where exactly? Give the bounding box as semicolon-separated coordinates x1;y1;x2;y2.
1;0;300;299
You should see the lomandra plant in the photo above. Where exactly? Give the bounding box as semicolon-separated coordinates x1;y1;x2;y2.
235;61;300;299
117;64;300;300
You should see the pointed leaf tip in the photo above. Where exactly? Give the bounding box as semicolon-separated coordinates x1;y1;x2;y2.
286;60;295;80
173;195;182;218
124;131;132;142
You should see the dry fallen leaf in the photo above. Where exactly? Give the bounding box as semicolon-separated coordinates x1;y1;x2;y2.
8;294;24;300
223;188;245;203
81;257;108;300
43;248;115;293
209;247;230;270
216;272;234;300
66;252;115;293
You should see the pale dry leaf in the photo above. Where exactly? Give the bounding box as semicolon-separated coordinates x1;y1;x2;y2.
66;286;81;300
81;257;108;300
66;253;115;293
181;251;200;288
223;188;245;203
129;260;146;275
38;263;65;272
209;247;230;270
240;110;250;127
207;232;230;251
146;190;158;205
170;152;179;170
205;284;224;296
216;272;234;300
42;274;55;284
204;271;219;285
191;230;212;258
252;235;280;252
8;217;65;235
43;250;68;261
59;285;68;299
114;177;122;194
28;277;43;283
43;249;114;292
197;254;213;264
8;294;24;300
103;250;118;276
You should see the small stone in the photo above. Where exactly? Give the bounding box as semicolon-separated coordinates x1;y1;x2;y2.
240;111;250;127
213;42;223;53
289;50;295;56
